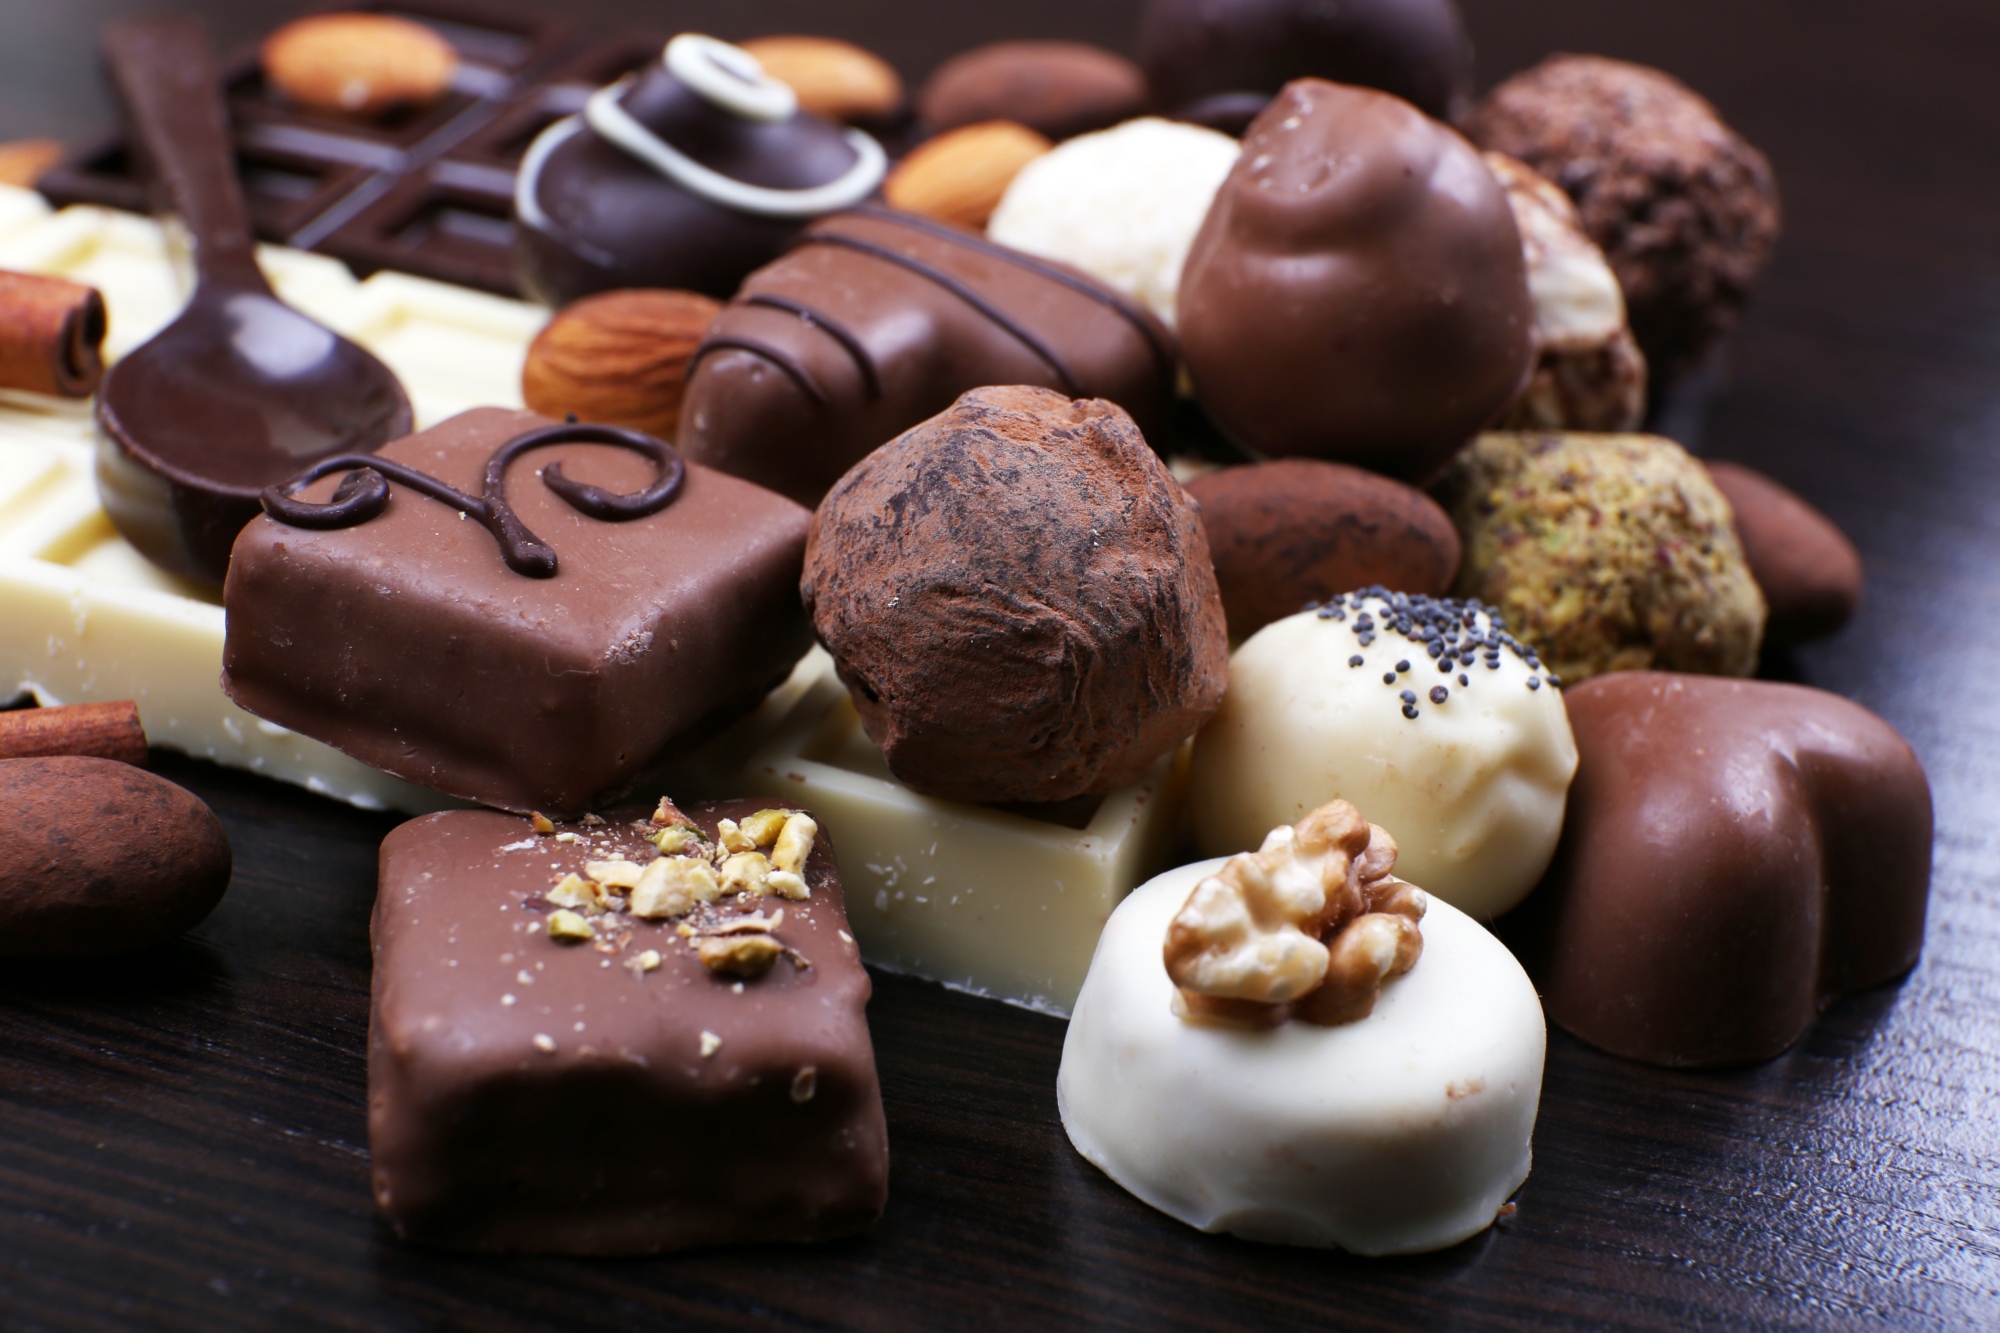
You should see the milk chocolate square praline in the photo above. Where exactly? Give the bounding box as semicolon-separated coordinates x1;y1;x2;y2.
221;407;814;815
369;798;889;1253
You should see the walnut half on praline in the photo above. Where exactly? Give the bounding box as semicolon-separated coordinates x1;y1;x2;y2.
801;385;1229;805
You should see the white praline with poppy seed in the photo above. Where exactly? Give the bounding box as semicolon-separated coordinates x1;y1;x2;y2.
1190;591;1577;916
1059;857;1546;1253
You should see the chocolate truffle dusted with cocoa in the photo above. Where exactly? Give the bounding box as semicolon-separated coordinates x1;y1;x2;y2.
1507;673;1931;1067
1705;460;1863;644
1186;460;1460;639
1178;80;1534;481
514;35;888;305
223;408;814;817
678;208;1177;507
371;797;888;1252
1140;0;1474;125
919;41;1149;142
1468;56;1781;383
802;385;1228;805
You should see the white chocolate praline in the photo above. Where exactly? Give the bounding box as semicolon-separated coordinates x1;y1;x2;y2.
1190;594;1577;917
1059;856;1546;1254
987;118;1240;329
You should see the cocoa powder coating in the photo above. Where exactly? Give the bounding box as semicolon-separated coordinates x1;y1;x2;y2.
1468;55;1782;384
803;385;1229;804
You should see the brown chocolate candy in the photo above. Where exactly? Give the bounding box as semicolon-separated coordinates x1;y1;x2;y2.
1508;673;1931;1067
223;408;813;817
1186;459;1460;639
1179;80;1533;481
1139;0;1474;124
1707;461;1863;644
677;207;1176;508
1467;56;1782;385
918;41;1149;142
0;757;231;957
370;798;887;1253
802;385;1228;805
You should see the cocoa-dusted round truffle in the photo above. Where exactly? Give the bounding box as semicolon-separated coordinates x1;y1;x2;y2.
919;41;1149;142
1467;55;1781;383
1179;80;1534;481
1186;459;1460;639
1139;0;1474;124
802;385;1228;804
515;34;887;305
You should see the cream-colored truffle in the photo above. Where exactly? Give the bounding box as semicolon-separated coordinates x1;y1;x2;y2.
987;117;1239;328
1059;855;1546;1254
1189;593;1577;917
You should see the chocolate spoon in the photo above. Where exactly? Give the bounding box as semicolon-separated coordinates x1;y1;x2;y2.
94;18;411;585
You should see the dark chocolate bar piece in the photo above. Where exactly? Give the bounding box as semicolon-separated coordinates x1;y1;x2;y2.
371;797;888;1252
221;407;814;816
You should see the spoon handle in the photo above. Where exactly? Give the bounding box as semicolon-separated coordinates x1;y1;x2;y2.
102;19;271;296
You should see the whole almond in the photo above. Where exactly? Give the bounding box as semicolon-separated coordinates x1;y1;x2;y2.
883;121;1053;230
263;13;459;116
0;138;63;189
740;36;903;124
521;289;722;439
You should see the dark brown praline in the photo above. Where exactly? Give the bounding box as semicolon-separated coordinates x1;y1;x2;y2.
677;207;1176;508
370;797;887;1253
1186;459;1460;639
515;50;873;305
1467;55;1782;384
801;385;1228;805
1178;79;1534;482
1139;0;1474;125
1706;460;1862;644
1504;672;1932;1068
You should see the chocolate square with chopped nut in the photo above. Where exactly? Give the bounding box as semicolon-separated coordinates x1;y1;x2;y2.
221;406;814;817
369;797;888;1253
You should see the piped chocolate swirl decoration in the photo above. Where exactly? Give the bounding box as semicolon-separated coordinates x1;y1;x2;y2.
259;422;685;578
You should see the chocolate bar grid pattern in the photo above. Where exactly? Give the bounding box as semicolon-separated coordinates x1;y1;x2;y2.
37;4;675;297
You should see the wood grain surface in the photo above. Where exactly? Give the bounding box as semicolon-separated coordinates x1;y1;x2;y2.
3;1;1998;1328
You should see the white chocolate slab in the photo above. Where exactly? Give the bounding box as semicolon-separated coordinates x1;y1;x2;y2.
727;650;1189;1016
0;185;547;811
1059;857;1546;1254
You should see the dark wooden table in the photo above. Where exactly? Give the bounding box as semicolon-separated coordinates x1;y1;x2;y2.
4;2;1998;1328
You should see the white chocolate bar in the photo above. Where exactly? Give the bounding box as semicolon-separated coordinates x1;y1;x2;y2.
724;651;1189;1016
1059;856;1546;1253
0;185;545;810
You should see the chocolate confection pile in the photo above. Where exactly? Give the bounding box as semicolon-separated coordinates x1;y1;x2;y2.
0;0;1929;1268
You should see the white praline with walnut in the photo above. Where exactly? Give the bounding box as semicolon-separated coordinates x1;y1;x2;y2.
1191;592;1577;917
1059;828;1546;1253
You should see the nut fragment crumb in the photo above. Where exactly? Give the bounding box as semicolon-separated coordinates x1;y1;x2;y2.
790;1066;818;1103
717;818;756;853
531;812;555;835
546;872;608;915
719;850;773;898
770;813;818;875
699;1030;722;1058
547;908;595;942
766;870;809;900
651;796;693;827
634;949;662;973
698;933;784;978
583;858;644;891
554;831;580;844
581;813;607;827
632;855;722;919
533;1033;557;1054
737;808;792;847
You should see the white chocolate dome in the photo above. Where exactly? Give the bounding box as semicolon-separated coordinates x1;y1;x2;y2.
1190;593;1577;917
1058;856;1546;1254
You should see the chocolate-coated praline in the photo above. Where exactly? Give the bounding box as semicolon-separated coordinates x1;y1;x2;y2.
1139;0;1474;124
1179;80;1533;481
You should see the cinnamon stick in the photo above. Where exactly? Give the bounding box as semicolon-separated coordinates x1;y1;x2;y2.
0;269;107;397
0;701;148;766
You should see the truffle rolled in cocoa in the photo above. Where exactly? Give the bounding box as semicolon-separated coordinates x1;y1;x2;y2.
0;270;105;397
1186;459;1459;639
802;385;1228;804
678;208;1176;507
0;756;231;956
1508;673;1931;1067
1178;80;1534;481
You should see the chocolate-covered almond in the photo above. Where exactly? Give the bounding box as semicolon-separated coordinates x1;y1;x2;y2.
1179;80;1533;481
1507;673;1931;1067
1706;461;1862;644
1186;459;1459;639
0;756;232;956
919;41;1149;141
